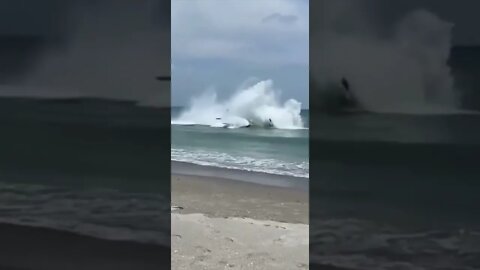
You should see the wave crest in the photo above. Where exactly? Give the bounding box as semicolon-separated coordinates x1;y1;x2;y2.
172;80;305;129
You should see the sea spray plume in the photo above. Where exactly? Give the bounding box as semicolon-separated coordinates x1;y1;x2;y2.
395;10;456;108
312;6;457;113
172;88;224;126
225;80;304;128
172;79;305;129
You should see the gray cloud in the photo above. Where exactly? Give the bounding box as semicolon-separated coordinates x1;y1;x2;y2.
311;0;480;46
0;0;170;107
172;0;309;108
309;0;478;113
172;0;308;66
262;13;298;24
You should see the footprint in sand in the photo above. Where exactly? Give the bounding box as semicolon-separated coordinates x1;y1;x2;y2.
190;255;210;265
296;263;308;269
194;245;212;254
218;260;235;268
273;237;285;244
246;252;270;258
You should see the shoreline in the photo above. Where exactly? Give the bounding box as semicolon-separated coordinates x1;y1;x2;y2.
172;160;309;192
171;172;308;224
172;163;309;269
0;160;309;269
0;222;169;270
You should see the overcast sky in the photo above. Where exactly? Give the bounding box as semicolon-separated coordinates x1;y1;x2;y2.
1;1;479;108
171;0;309;108
374;0;480;45
310;0;480;46
0;0;170;107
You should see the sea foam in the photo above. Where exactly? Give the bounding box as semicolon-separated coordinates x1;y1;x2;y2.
172;80;305;129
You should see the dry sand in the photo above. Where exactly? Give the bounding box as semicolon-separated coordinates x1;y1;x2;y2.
171;173;309;270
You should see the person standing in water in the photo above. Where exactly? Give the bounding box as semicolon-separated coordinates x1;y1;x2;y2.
341;77;356;107
341;77;349;92
268;118;273;127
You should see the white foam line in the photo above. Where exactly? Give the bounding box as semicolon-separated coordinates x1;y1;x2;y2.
171;148;309;178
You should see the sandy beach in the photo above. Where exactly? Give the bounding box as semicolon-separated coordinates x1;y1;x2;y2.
171;164;309;270
0;222;170;270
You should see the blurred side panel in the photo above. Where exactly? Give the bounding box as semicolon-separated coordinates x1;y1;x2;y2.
310;0;480;269
0;0;171;269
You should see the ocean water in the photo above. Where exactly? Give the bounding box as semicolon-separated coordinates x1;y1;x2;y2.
0;97;171;245
308;41;480;268
310;112;480;269
172;107;309;179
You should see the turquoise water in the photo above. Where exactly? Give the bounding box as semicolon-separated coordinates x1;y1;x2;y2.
172;108;309;178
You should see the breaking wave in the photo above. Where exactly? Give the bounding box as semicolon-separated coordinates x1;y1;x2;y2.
172;80;305;129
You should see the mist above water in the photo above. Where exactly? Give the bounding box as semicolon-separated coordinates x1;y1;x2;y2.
172;79;305;129
312;6;461;114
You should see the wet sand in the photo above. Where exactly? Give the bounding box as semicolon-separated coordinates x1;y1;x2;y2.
171;169;309;270
0;223;170;270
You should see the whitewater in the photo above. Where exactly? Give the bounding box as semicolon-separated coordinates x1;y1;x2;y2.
171;80;309;179
172;80;306;130
310;8;479;115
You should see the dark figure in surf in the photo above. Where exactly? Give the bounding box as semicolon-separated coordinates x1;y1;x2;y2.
341;77;349;92
340;77;358;109
267;118;274;128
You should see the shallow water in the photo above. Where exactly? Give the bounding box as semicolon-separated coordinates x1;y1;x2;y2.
172;108;309;178
310;112;480;269
0;97;170;245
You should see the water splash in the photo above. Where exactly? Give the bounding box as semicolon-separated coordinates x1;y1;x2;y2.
312;7;460;114
172;80;305;129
